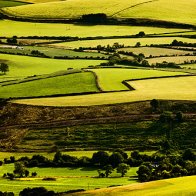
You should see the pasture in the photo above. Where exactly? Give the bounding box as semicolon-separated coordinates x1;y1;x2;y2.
89;68;187;91
0;53;105;82
2;0;196;26
13;76;196;106
53;37;196;49
0;72;98;98
0;0;27;8
0;20;192;37
0;45;108;58
148;55;196;65
78;176;196;196
0;164;138;194
117;47;194;57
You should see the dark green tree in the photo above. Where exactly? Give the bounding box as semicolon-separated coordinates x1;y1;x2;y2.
116;163;130;177
0;63;9;74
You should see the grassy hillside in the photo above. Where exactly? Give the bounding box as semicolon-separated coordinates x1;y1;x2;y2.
75;176;196;196
0;20;190;37
90;68;187;91
14;76;196;106
0;164;138;194
0;53;105;82
2;0;196;25
0;0;27;8
0;72;99;98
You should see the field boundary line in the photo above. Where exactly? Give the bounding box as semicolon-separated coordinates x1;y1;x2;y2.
84;69;104;92
110;0;159;17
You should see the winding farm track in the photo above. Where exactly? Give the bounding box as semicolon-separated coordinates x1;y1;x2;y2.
110;0;159;17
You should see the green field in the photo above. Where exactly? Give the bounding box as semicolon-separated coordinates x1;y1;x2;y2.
53;37;196;49
0;53;105;82
78;176;196;196
2;0;196;26
14;76;196;106
117;47;194;57
0;72;99;98
89;68;187;91
0;20;192;37
0;0;27;8
181;64;196;69
0;163;138;194
0;45;108;58
148;55;196;65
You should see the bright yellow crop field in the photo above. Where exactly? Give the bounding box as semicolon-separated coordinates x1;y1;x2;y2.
2;0;196;25
13;76;196;106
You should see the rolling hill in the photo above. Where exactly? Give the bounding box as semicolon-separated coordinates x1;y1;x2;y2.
1;0;196;25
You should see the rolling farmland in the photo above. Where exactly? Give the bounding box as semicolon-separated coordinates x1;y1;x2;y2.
0;20;191;37
13;76;196;106
0;53;105;81
0;0;195;195
52;37;196;49
148;55;196;65
117;47;194;57
0;72;98;98
77;176;196;196
89;68;187;91
2;0;196;26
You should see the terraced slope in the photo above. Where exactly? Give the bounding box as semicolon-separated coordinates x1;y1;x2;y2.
2;0;196;25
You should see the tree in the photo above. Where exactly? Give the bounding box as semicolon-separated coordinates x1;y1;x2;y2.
13;162;26;177
117;163;130;177
31;172;37;177
0;63;9;74
24;170;29;177
175;111;183;122
150;99;159;112
103;165;114;177
135;42;141;47
109;152;124;168
182;149;195;161
159;111;173;139
92;151;109;166
137;165;152;182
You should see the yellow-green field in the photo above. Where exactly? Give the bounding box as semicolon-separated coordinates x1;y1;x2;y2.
0;72;99;98
89;68;187;91
53;37;196;49
13;76;196;106
2;0;196;25
0;20;190;37
117;47;194;57
148;55;196;65
0;53;105;82
76;176;196;196
0;164;138;194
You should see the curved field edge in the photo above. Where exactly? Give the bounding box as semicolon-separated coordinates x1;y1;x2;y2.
88;68;188;91
1;0;196;26
13;76;196;106
72;176;196;196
